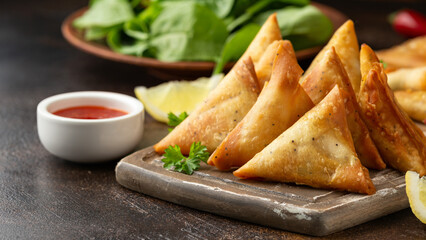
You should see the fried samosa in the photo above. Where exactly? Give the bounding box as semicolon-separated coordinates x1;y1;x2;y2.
208;41;314;170
255;40;285;89
154;57;260;154
359;44;426;176
239;13;282;67
301;20;361;93
387;67;426;91
394;90;426;123
234;86;376;195
301;47;385;170
376;36;426;70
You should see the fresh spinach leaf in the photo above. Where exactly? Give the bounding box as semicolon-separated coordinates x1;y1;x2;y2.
154;0;235;18
149;2;228;62
122;2;163;41
75;0;333;65
129;0;143;8
107;28;148;56
213;23;261;74
123;18;149;40
84;25;118;41
253;5;332;50
136;2;163;28
200;0;235;18
227;0;309;31
227;0;258;18
74;0;135;29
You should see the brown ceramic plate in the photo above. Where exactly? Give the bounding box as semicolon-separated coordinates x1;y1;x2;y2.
62;2;347;79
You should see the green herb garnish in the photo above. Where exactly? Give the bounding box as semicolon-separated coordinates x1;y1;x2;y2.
167;112;188;132
380;59;388;69
162;142;209;175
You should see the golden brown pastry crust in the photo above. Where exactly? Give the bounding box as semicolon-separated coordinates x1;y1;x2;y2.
239;13;282;67
208;41;314;170
254;40;284;89
301;47;385;170
234;86;376;195
387;67;426;91
359;44;426;176
376;36;426;70
154;57;260;154
301;20;361;94
394;90;426;123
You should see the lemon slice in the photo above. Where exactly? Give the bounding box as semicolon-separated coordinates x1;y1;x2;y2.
405;171;426;224
135;74;223;123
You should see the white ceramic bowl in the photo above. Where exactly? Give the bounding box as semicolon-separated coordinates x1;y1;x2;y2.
37;91;144;163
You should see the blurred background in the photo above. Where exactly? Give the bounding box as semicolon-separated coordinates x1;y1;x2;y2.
1;0;425;86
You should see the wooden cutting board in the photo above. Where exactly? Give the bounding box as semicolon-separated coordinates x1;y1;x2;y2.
115;146;409;236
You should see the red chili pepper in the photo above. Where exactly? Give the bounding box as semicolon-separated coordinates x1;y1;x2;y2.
389;9;426;37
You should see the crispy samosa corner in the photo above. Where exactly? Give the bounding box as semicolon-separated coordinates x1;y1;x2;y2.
254;40;285;89
208;41;314;170
301;47;385;170
154;57;260;154
239;13;282;67
359;44;426;176
234;86;376;195
238;14;282;88
301;20;361;93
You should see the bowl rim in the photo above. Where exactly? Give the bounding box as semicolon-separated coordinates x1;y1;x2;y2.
37;91;144;124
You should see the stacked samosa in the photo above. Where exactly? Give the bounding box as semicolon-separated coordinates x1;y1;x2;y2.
208;41;314;170
301;20;361;94
154;56;260;154
358;44;426;176
234;85;376;195
154;15;425;195
155;14;283;154
300;47;385;170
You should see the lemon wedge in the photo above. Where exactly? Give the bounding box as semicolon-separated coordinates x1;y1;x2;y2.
135;74;223;123
405;171;426;224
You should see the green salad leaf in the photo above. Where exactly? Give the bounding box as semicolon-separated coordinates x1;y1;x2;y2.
199;0;235;19
149;2;228;62
74;0;134;29
107;28;149;56
227;0;309;31
123;18;149;40
73;0;334;73
134;2;163;31
155;0;235;19
213;23;261;74
253;5;333;50
84;25;119;41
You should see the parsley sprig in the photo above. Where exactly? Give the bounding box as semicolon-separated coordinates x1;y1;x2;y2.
162;142;209;175
167;112;188;132
379;59;388;69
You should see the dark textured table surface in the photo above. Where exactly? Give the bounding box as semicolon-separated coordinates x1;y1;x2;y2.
1;0;425;239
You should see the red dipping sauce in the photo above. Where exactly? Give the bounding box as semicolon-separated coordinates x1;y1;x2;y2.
53;106;127;119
